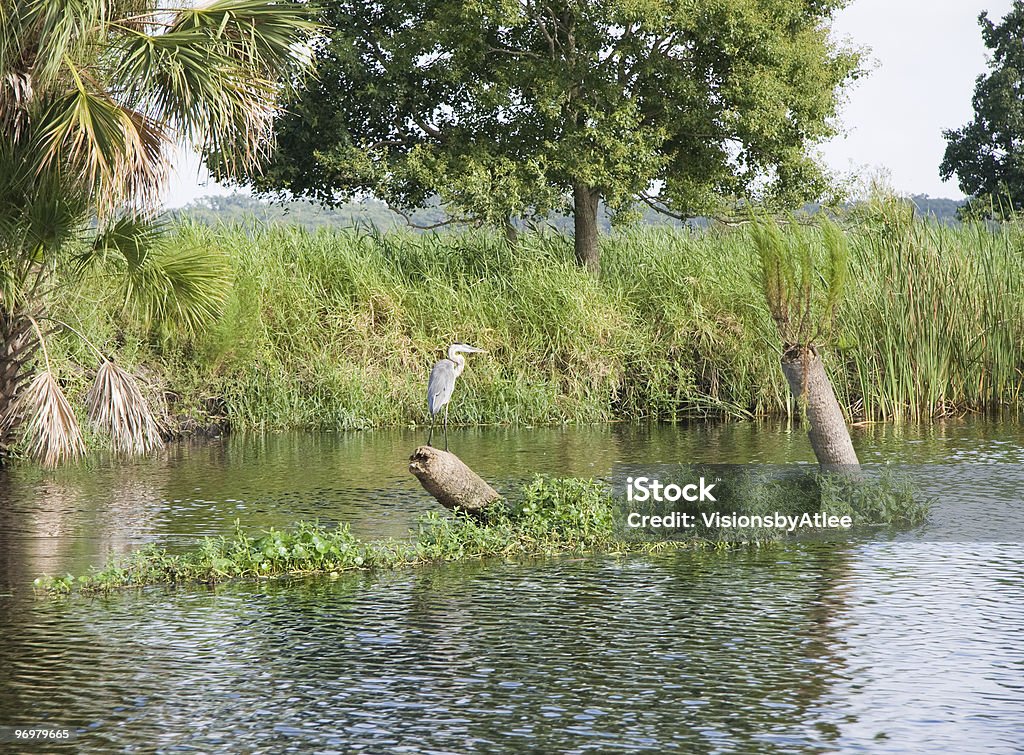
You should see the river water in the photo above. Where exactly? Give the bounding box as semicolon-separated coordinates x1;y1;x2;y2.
0;421;1022;752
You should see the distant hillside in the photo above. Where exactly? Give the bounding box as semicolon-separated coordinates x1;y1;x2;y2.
906;195;965;225
168;193;690;233
167;194;445;231
170;192;967;231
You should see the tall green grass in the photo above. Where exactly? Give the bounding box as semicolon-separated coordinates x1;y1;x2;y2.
838;202;1024;420
50;207;1024;432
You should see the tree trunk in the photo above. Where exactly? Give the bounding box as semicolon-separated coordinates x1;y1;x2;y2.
780;346;859;471
0;311;37;461
572;182;600;273
503;216;519;247
409;446;501;517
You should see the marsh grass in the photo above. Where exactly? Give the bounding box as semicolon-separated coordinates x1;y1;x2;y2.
838;203;1024;420
36;473;928;595
46;208;1024;432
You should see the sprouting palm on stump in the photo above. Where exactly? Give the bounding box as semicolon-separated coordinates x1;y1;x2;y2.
751;218;860;470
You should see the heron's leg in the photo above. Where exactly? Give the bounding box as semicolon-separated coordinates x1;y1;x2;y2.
443;405;449;452
426;413;434;447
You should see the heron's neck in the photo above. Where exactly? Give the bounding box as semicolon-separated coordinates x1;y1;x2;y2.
450;354;466;377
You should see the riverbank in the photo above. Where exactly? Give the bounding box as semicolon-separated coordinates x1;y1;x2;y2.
50;203;1024;436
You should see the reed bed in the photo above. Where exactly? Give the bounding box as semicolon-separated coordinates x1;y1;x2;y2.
51;208;1024;430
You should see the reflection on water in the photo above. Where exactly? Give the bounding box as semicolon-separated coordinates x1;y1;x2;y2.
0;419;1022;752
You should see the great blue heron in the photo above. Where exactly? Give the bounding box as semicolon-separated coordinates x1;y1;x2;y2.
427;343;485;451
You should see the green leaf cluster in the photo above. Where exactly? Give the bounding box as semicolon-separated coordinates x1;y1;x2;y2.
750;217;849;350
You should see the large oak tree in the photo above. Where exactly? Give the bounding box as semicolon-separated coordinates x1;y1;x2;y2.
249;0;861;271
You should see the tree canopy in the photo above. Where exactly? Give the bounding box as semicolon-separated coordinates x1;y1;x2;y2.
941;2;1024;216
244;0;862;269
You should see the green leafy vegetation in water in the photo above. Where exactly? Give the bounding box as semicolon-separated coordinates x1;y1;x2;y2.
35;473;929;595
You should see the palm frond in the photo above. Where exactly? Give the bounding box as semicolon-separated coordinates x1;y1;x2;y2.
130;247;230;335
168;0;319;74
4;0;317;221
35;67;168;213
6;0;109;93
86;214;167;269
0;69;34;140
20;168;93;257
10;370;86;467
116;30;278;168
109;0;316;174
86;359;162;455
95;221;230;334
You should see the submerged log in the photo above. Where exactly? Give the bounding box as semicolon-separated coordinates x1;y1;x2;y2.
781;346;860;471
409;446;501;516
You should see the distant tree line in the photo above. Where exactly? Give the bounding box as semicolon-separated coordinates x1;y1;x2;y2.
172;192;967;231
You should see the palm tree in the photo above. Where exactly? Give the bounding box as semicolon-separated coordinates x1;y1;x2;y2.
751;218;860;471
0;0;316;464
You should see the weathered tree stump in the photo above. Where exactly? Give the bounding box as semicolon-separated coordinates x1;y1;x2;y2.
409;446;501;517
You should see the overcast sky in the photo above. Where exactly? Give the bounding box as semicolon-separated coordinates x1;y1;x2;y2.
161;0;1017;208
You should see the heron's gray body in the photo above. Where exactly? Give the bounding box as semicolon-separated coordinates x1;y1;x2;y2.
427;358;460;416
426;343;484;450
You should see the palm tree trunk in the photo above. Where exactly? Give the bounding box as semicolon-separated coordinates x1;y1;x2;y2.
409;445;501;519
0;310;37;460
781;346;859;470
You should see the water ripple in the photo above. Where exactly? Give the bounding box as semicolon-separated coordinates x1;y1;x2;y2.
0;545;1019;753
0;422;1023;752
